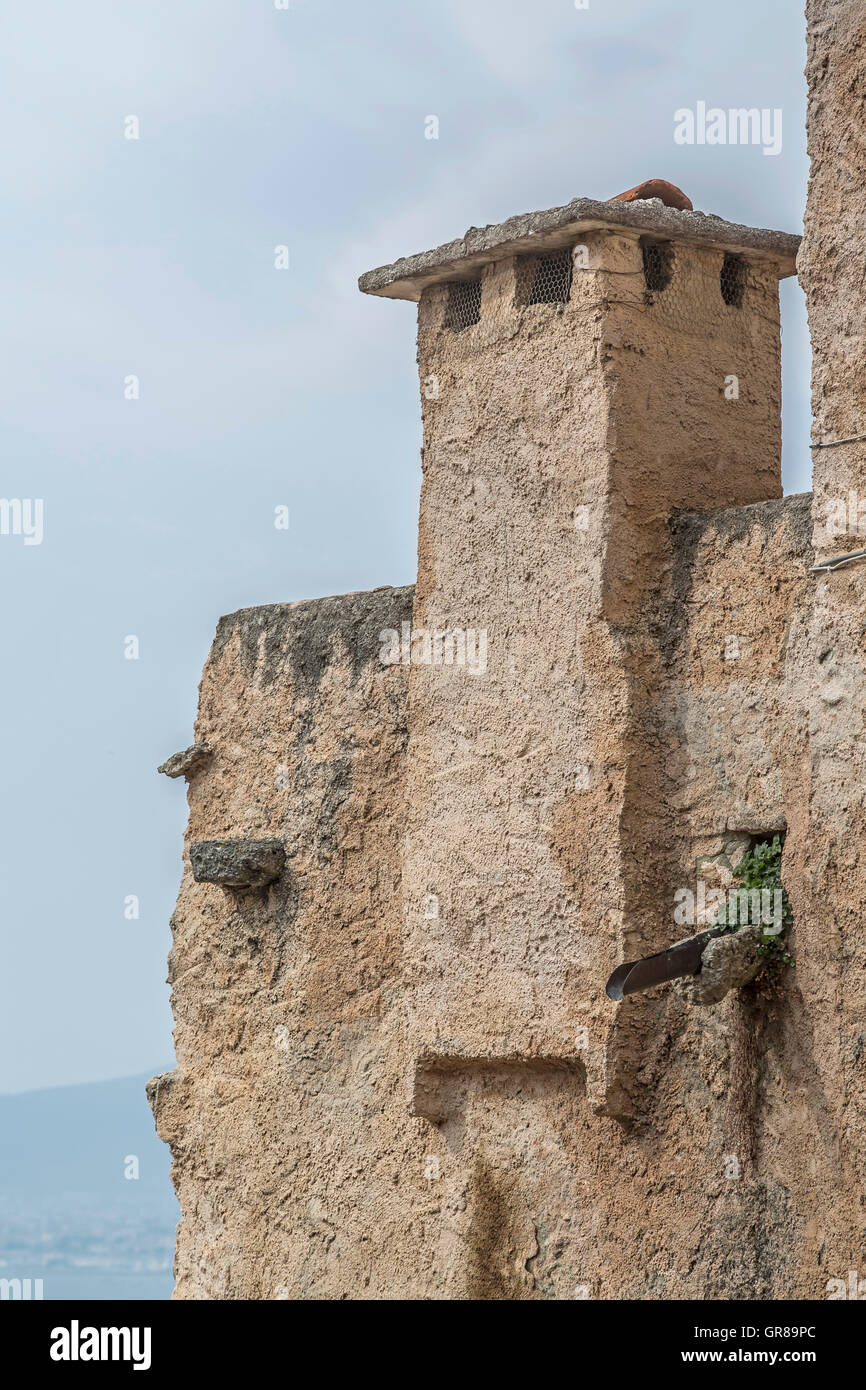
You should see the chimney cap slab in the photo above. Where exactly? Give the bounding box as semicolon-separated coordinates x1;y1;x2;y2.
358;194;800;301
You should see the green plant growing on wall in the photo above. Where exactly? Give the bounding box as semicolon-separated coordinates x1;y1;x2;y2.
716;833;794;967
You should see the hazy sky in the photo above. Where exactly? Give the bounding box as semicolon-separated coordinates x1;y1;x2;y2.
0;0;810;1092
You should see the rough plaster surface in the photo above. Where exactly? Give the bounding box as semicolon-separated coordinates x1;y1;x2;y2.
149;587;448;1299
658;491;863;1291
795;0;866;1294
404;233;785;1129
152;7;866;1293
153;220;865;1296
151;504;862;1300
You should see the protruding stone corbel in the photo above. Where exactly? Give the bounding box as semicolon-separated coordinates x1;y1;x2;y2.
673;925;763;1006
158;743;212;780
190;839;285;889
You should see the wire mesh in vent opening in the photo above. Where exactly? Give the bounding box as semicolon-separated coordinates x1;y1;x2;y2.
443;278;482;331
720;253;746;307
516;248;573;305
641;238;674;294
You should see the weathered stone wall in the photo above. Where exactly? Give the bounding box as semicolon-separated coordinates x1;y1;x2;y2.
152;264;865;1300
795;0;866;1292
405;243;625;1115
657;494;828;1293
149;587;452;1300
151;2;866;1297
154;494;859;1298
405;233;785;1129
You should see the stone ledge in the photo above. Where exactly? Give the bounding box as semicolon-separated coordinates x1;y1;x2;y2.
158;743;212;779
359;196;800;301
209;583;415;692
190;839;286;889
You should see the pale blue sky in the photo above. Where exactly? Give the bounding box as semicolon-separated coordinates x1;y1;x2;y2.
0;0;810;1091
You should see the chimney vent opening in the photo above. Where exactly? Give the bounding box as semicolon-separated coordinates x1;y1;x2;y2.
517;248;573;305
443;277;482;332
641;238;674;294
720;253;746;307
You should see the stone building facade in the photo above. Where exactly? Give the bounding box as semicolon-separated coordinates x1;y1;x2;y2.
149;1;866;1299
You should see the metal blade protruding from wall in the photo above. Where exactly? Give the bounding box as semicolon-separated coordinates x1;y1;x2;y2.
605;928;723;1001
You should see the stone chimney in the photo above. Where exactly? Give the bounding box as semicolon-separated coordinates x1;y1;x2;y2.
360;190;798;1115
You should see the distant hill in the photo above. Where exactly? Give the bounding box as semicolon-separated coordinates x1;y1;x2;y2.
0;1070;177;1207
0;1071;179;1300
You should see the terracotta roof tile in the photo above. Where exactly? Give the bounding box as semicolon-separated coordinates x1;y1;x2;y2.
612;179;693;211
